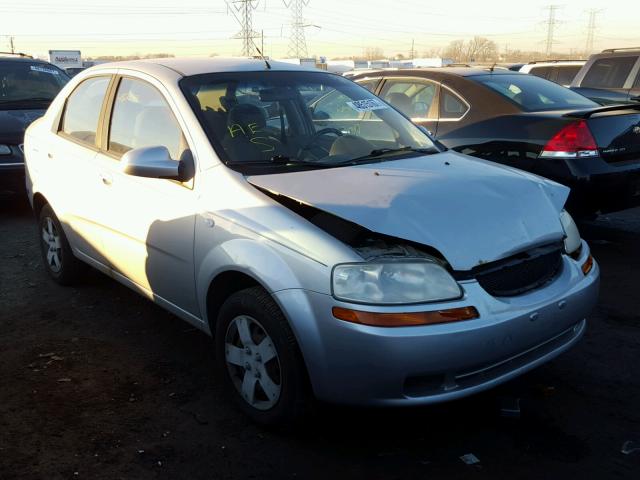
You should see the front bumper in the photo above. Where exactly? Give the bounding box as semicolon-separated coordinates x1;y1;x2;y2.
275;242;599;406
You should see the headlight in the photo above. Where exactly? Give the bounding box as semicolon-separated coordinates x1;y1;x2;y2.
0;144;11;155
560;210;581;255
332;260;462;305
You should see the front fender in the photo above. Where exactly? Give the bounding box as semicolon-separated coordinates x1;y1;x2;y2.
195;236;330;324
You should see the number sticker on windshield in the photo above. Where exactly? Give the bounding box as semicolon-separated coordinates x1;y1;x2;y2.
346;99;388;112
30;65;60;75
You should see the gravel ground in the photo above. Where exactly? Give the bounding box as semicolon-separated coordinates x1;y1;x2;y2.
1;196;639;480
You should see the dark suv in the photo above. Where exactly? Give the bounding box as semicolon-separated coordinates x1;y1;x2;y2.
0;53;68;194
571;48;640;105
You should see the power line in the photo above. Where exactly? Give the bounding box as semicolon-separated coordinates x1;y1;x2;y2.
585;9;602;54
283;0;311;58
227;0;260;56
543;5;561;58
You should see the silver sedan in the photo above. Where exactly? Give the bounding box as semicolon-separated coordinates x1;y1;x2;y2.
24;58;599;424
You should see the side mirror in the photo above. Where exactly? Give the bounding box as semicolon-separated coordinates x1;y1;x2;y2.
121;146;194;182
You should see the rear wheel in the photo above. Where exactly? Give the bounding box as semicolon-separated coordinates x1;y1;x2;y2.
215;286;310;426
38;204;85;285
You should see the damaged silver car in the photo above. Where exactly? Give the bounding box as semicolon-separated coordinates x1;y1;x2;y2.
24;58;599;425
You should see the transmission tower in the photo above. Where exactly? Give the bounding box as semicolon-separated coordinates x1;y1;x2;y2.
544;5;560;58
227;0;260;56
283;0;310;58
585;9;601;54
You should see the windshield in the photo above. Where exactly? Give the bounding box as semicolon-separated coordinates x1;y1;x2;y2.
0;62;69;108
473;73;598;112
180;71;437;173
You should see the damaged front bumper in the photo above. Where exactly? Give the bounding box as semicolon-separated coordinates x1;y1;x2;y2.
274;241;599;406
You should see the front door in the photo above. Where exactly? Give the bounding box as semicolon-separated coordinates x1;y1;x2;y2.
95;76;199;316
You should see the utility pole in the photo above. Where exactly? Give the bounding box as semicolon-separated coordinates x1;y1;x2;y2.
544;5;560;58
9;36;15;54
283;0;311;59
226;0;259;57
410;39;415;60
585;9;601;54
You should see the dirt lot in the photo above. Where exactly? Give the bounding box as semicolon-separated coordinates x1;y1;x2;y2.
1;196;639;480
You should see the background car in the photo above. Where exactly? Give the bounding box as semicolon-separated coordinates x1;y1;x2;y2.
25;58;598;425
350;67;640;216
571;48;640;105
0;52;69;195
519;60;586;87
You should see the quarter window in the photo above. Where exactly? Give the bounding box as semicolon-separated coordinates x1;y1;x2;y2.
440;89;468;119
108;78;186;160
582;56;638;89
61;76;110;146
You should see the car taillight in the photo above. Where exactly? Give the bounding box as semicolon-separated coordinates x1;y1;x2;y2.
540;120;599;158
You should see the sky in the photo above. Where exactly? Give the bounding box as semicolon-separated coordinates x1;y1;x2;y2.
1;0;639;60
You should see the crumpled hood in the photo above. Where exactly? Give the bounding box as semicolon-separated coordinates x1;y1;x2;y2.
248;152;570;270
0;109;46;144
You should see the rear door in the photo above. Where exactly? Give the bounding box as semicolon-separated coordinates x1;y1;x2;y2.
47;75;113;267
94;75;199;316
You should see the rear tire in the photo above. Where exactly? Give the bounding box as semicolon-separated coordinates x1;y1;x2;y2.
38;204;85;285
215;286;310;426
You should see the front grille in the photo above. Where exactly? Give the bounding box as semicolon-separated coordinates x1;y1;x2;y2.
473;244;563;297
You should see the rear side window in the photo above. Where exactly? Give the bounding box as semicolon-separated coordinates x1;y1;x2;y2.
582;56;638;89
555;66;582;86
108;78;186;160
356;79;379;92
378;79;438;119
61;76;110;145
440;89;468;119
529;67;551;79
474;74;597;112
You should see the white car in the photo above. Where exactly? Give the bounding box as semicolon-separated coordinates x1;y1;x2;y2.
24;58;599;424
519;60;586;87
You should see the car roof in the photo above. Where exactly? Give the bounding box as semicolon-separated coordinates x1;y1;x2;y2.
351;67;520;79
90;57;320;77
0;55;54;65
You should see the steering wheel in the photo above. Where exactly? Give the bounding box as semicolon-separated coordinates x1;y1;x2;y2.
297;128;344;159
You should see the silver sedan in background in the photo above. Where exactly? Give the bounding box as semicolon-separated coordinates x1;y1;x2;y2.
24;58;599;424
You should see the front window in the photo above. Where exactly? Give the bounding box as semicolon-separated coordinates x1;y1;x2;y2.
0;62;69;109
180;71;437;173
473;74;597;112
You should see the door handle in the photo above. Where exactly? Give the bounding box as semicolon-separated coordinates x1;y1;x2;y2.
99;173;113;186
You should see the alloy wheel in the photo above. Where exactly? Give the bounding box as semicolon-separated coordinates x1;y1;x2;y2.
225;315;282;410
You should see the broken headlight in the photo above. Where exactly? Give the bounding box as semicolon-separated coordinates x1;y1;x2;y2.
560;210;581;255
332;260;462;305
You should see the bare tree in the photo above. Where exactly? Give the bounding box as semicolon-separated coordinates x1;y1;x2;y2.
465;36;498;62
363;47;384;60
444;40;465;62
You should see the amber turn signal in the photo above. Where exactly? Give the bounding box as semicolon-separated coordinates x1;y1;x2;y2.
332;306;480;327
582;254;594;275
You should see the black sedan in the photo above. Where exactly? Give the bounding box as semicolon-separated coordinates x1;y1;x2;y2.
0;54;69;195
347;68;640;216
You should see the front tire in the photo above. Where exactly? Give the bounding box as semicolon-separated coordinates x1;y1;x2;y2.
215;286;310;426
38;204;85;285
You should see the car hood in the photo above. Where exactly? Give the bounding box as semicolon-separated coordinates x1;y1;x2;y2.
247;152;569;270
0;108;47;144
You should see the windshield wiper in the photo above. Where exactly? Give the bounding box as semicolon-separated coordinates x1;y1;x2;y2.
336;146;439;165
226;155;333;168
